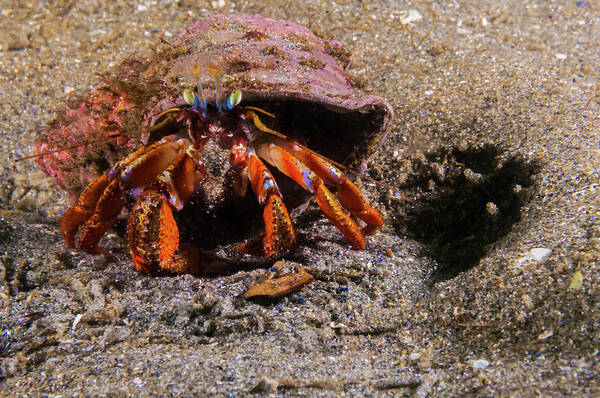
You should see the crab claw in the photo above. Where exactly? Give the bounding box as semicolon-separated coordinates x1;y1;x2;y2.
126;151;225;275
127;189;227;275
59;140;189;255
128;189;183;274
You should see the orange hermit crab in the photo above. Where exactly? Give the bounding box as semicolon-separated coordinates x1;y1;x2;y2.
32;14;393;275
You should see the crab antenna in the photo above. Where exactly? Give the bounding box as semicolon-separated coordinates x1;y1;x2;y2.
207;63;223;113
15;111;180;162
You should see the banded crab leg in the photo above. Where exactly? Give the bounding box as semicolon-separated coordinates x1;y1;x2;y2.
60;140;190;254
255;141;367;250
266;137;383;236
246;111;383;249
231;141;296;257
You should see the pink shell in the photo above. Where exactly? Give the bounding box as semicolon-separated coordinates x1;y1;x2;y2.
35;14;393;197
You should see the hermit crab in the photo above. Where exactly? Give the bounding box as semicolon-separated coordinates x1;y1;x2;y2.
33;14;394;275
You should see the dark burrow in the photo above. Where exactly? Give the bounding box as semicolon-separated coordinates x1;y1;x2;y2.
399;145;540;281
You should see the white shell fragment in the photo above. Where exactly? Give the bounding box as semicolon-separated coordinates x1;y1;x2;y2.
471;359;490;370
517;247;552;266
398;9;423;24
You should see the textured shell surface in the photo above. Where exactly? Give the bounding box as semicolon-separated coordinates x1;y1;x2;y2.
35;14;393;199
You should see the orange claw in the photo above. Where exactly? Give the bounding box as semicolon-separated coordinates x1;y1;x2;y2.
127;189;225;275
262;194;296;256
128;189;178;274
238;154;295;256
60;139;192;257
126;149;213;274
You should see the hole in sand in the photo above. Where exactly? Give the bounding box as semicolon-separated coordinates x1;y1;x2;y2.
400;145;539;281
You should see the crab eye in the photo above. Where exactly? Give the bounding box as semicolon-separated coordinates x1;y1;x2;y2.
184;88;208;118
183;89;198;107
223;90;242;111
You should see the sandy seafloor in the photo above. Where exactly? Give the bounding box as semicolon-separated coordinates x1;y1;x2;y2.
1;0;599;396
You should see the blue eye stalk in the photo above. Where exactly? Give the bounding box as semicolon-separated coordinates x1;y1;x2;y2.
184;64;242;117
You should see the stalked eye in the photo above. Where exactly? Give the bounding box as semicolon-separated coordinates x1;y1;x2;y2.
183;89;198;107
223;90;242;111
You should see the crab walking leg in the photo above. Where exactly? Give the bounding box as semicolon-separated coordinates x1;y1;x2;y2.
246;110;383;236
60;173;110;249
237;153;296;256
60;140;189;254
256;142;366;250
127;148;208;274
268;139;383;236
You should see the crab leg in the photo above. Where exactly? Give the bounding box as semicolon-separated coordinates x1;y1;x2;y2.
246;110;383;237
60;173;110;250
127;147;212;274
268;139;383;236
60;140;188;254
255;142;369;250
237;152;296;257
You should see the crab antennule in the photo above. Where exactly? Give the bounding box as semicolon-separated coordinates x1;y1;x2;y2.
207;64;223;112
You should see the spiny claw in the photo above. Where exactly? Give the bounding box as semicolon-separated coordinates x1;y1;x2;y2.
238;194;296;256
127;189;180;274
127;189;225;274
60;140;193;259
262;194;296;255
126;148;210;275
